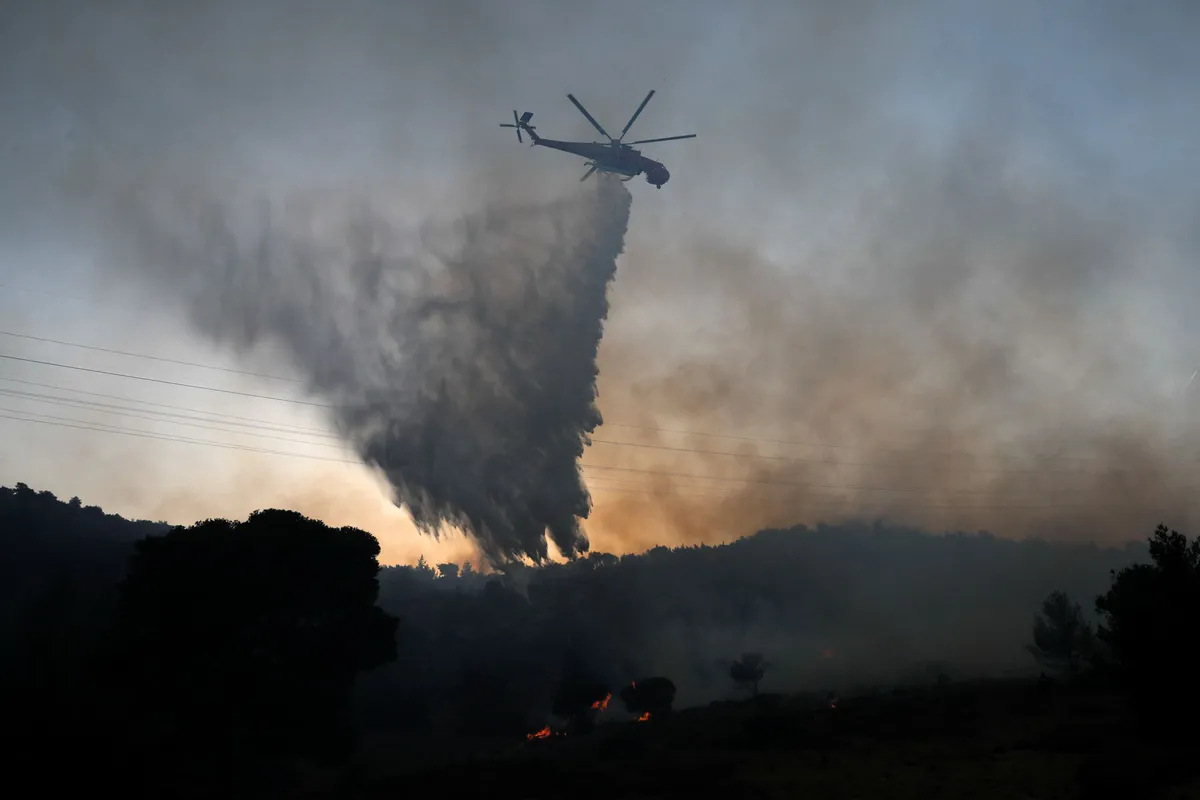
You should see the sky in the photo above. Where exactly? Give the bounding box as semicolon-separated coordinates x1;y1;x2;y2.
2;0;1199;566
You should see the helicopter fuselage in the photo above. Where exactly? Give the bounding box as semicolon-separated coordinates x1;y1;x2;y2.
533;138;670;186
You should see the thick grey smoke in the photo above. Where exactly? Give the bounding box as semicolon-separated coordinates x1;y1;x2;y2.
5;0;1200;559
78;167;633;565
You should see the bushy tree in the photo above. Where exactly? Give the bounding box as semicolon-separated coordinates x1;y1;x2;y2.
108;509;399;765
1026;591;1095;678
1095;524;1200;732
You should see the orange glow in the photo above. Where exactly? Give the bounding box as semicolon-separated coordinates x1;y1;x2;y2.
636;712;651;722
591;692;611;710
526;726;552;740
821;648;835;659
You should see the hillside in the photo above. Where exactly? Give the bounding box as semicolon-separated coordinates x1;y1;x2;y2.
349;677;1200;800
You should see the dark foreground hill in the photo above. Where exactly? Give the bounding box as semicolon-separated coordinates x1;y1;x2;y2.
301;677;1200;799
6;482;1197;798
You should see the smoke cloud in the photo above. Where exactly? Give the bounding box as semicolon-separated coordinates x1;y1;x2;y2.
4;0;1200;559
75;163;632;565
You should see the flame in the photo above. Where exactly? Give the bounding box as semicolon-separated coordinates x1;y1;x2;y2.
821;648;835;660
526;725;567;741
591;692;611;711
636;712;651;722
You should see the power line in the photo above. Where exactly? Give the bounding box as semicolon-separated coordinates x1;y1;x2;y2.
0;407;352;462
0;319;942;453
0;353;332;407
5;288;1198;463
4;402;1198;503
0;407;358;464
0;382;1114;477
5;329;1200;471
6;413;1189;518
0;329;300;382
0;389;346;449
0;377;333;434
0;340;1045;461
6;324;1194;465
5;376;1200;485
0;410;1182;513
0;315;1105;456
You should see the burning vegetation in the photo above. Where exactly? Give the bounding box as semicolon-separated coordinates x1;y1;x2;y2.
526;676;677;742
620;677;676;722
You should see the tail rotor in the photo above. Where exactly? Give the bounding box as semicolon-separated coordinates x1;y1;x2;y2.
500;110;536;144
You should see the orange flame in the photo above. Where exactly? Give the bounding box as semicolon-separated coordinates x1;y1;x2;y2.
636;712;651;722
821;648;835;660
591;692;611;711
526;725;552;740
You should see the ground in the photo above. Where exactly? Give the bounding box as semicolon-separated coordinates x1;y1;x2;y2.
311;678;1200;799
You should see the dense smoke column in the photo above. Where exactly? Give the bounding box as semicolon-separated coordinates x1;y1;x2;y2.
348;177;633;564
88;169;633;566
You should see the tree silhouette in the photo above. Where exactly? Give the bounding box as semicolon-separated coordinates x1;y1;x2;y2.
1026;591;1094;679
730;652;767;696
108;509;399;766
1095;524;1200;734
3;482;1153;748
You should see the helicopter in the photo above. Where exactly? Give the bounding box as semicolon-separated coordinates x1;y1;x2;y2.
499;90;695;188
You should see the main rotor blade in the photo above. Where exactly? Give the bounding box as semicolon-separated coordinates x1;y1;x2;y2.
620;90;655;139
627;134;697;145
566;94;610;140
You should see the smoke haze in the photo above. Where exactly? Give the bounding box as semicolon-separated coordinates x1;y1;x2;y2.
3;0;1199;560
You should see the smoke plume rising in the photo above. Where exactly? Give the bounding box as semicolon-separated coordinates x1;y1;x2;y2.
78;165;633;565
4;0;1200;560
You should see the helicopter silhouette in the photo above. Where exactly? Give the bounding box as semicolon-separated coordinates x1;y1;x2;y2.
500;90;695;188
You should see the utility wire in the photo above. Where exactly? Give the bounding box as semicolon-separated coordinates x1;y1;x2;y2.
5;329;1200;475
5;287;1196;459
0;329;299;382
2;370;1196;481
4;402;1198;501
0;320;1141;459
0;389;346;449
0;410;1180;513
0;353;331;407
0;376;332;434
